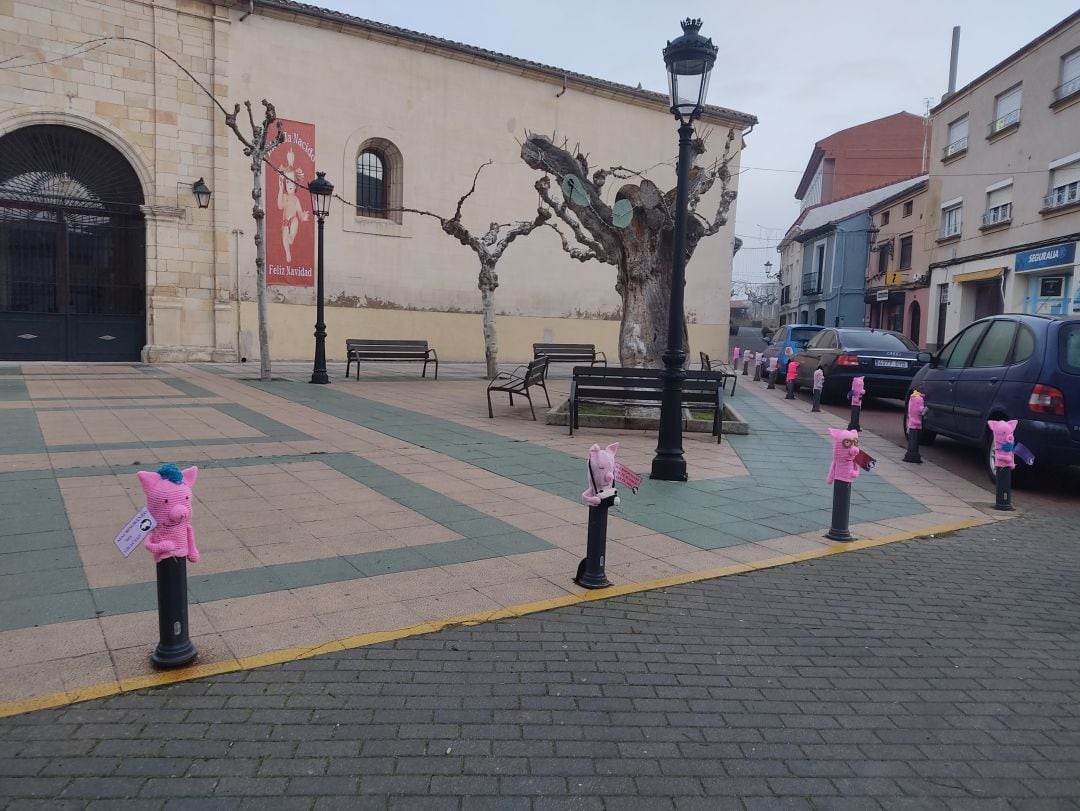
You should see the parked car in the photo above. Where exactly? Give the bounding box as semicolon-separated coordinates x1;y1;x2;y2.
762;324;824;373
905;314;1080;482
791;327;927;402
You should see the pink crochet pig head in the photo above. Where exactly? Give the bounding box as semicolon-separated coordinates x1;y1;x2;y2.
988;419;1018;469
732;347;741;363
826;428;861;484
786;361;800;382
582;443;619;506
137;464;199;563
850;376;866;406
907;391;926;430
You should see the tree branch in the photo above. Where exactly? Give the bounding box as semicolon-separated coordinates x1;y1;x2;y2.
544;221;601;263
533;176;612;262
453;160;492;223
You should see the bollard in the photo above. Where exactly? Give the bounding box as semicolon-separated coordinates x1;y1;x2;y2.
766;358;778;389
137;464;200;669
903;391;926;463
988;419;1018;512
811;368;824;412
785;361;800;400
752;353;762;382
742;358;749;375
577;443;621;589
847;376;865;431
825;428;861;541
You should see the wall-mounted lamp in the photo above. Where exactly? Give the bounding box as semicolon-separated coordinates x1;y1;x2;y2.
192;178;212;209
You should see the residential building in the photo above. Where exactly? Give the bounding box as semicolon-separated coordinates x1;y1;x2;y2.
0;0;754;363
865;179;930;346
925;11;1080;350
779;177;926;329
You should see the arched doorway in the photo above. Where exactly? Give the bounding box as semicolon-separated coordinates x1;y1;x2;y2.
0;125;145;361
909;301;921;347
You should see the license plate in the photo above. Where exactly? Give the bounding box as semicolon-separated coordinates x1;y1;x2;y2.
875;359;908;369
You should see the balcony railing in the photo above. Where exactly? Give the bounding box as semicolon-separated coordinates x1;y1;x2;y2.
981;202;1012;226
1043;181;1080;211
1053;76;1080;103
801;276;823;296
942;136;968;160
988;108;1021;135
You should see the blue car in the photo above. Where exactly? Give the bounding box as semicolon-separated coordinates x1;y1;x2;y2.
761;324;825;373
906;314;1080;481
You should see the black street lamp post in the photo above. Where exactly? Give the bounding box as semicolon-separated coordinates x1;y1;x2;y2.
308;171;334;385
651;18;718;482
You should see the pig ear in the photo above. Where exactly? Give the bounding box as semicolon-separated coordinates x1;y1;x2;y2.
589;443;600;455
1006;420;1017;431
181;466;198;487
606;442;619;456
828;427;841;440
136;470;157;495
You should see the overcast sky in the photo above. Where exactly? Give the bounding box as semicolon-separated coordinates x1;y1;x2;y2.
317;1;1077;285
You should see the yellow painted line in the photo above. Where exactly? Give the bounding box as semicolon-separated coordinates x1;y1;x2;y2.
0;516;991;719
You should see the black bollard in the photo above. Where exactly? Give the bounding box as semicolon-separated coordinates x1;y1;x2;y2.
848;404;861;432
811;387;822;412
825;480;853;541
785;378;796;399
576;492;615;588
742;359;749;375
753;360;761;382
151;556;197;668
903;428;922;463
994;466;1015;511
767;367;777;390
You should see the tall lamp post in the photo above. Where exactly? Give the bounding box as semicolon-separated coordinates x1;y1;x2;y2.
308;171;334;385
650;18;718;482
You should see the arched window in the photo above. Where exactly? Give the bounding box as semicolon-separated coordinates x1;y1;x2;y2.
356;149;388;218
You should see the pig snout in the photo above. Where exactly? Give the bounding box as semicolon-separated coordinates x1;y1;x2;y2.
167;504;190;524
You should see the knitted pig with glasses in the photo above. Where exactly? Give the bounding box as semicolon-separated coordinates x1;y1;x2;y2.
987;419;1018;469
848;376;865;407
137;464;200;563
582;443;619;506
826;428;861;484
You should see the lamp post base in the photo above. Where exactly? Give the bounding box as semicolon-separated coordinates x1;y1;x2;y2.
650;454;688;482
310;371;330;385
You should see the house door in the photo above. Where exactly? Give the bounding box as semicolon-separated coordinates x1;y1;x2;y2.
973;279;1003;321
909;302;921;346
0;125;145;361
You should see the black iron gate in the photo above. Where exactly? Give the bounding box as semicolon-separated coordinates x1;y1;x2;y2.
0;125;146;362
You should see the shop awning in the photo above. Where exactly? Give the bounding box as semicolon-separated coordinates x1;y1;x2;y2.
953;267;1005;284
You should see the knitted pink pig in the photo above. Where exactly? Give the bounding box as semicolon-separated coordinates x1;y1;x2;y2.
137;464;200;564
582;442;618;506
813;369;825;391
767;357;778;372
907;391;926;430
732;347;741;365
826;428;861;484
786;361;800;382
988;419;1018;469
849;376;865;406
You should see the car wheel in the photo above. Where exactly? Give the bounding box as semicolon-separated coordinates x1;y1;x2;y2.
984;430;998;485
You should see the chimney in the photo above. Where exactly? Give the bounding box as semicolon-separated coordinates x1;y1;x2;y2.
944;26;961;100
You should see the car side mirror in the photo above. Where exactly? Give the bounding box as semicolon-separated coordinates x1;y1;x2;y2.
917;351;934;367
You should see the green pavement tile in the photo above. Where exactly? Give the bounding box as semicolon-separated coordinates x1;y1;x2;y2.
444;517;513;538
619;512;697;534
666;506;733;527
188;566;289;603
414;539;495;567
756;513;833;535
273;556;362;590
0;589;97;632
91;581;157;617
0;546;83;576
0;408;44;453
711;500;783;522
0;529;74;554
0;483;64;507
0;566;88;600
0;366;22;376
348;546;431;577
410;505;485;524
714;520;786;543
160;378;218;399
476;531;550;556
0;378;29;400
0;511;72;537
668;526;747;550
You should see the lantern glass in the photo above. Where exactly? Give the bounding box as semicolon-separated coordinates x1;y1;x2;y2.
307;171;334;219
663;19;718;124
191;178;212;209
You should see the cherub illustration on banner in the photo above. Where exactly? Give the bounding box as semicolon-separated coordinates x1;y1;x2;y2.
276;148;309;263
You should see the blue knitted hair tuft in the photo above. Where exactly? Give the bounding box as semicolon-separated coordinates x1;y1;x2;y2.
157;464;184;484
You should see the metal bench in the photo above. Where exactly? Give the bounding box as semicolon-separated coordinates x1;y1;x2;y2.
345;339;438;379
486;357;551;421
698;352;738;396
569;366;727;443
532;342;606;372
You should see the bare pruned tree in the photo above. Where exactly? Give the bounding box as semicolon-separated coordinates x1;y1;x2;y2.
397;161;550;378
520;129;738;367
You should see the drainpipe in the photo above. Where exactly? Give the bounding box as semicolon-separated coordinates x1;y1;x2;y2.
944;26;961;100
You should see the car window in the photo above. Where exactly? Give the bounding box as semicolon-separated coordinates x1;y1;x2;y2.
942;322;990;369
971;320;1017;367
838;331;917;350
820;332;837;349
1059;323;1080;375
1012;325;1035;365
807;331;831;349
790;327;821;347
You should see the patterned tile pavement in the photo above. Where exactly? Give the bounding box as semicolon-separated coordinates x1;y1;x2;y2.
0;360;1004;713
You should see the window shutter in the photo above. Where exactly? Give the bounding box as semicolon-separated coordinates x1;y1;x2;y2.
1064;50;1080;84
987;185;1011;208
948;117;969;142
1053;161;1080;189
995;86;1022;117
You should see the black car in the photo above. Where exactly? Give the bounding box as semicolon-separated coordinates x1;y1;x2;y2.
792;328;928;402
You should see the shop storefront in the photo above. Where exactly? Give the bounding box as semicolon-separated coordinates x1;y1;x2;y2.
1016;242;1078;316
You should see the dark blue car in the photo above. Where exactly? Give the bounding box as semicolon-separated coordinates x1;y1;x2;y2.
906;314;1080;481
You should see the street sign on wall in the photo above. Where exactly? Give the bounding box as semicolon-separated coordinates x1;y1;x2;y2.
1014;242;1076;273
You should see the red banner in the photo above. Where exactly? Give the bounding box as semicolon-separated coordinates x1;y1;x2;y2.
613;463;642;493
265;119;316;287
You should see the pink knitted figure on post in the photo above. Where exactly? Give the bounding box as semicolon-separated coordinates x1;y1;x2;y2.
137;464;200;563
907;391;926;430
767;357;778;373
988;419;1018;469
786;361;800;382
849;376;865;406
813;369;825;391
732;347;741;365
582;443;619;506
826;428;861;484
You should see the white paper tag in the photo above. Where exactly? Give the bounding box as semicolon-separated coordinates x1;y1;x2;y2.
114;508;157;558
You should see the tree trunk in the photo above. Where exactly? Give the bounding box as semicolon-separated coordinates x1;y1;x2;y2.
615;229;689;368
252;161;271;382
479;262;499;379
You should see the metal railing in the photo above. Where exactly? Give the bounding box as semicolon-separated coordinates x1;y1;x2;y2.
1043;181;1080;211
981;202;1012;226
1053;76;1080;102
801;275;823;296
988;108;1021;135
942;136;968;159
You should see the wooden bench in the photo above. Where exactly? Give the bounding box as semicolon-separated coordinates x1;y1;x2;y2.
569;366;727;443
698;352;738;396
486;357;551;421
532;343;606;372
345;339;438;379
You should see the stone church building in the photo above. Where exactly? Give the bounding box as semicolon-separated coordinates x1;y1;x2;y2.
0;0;754;363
